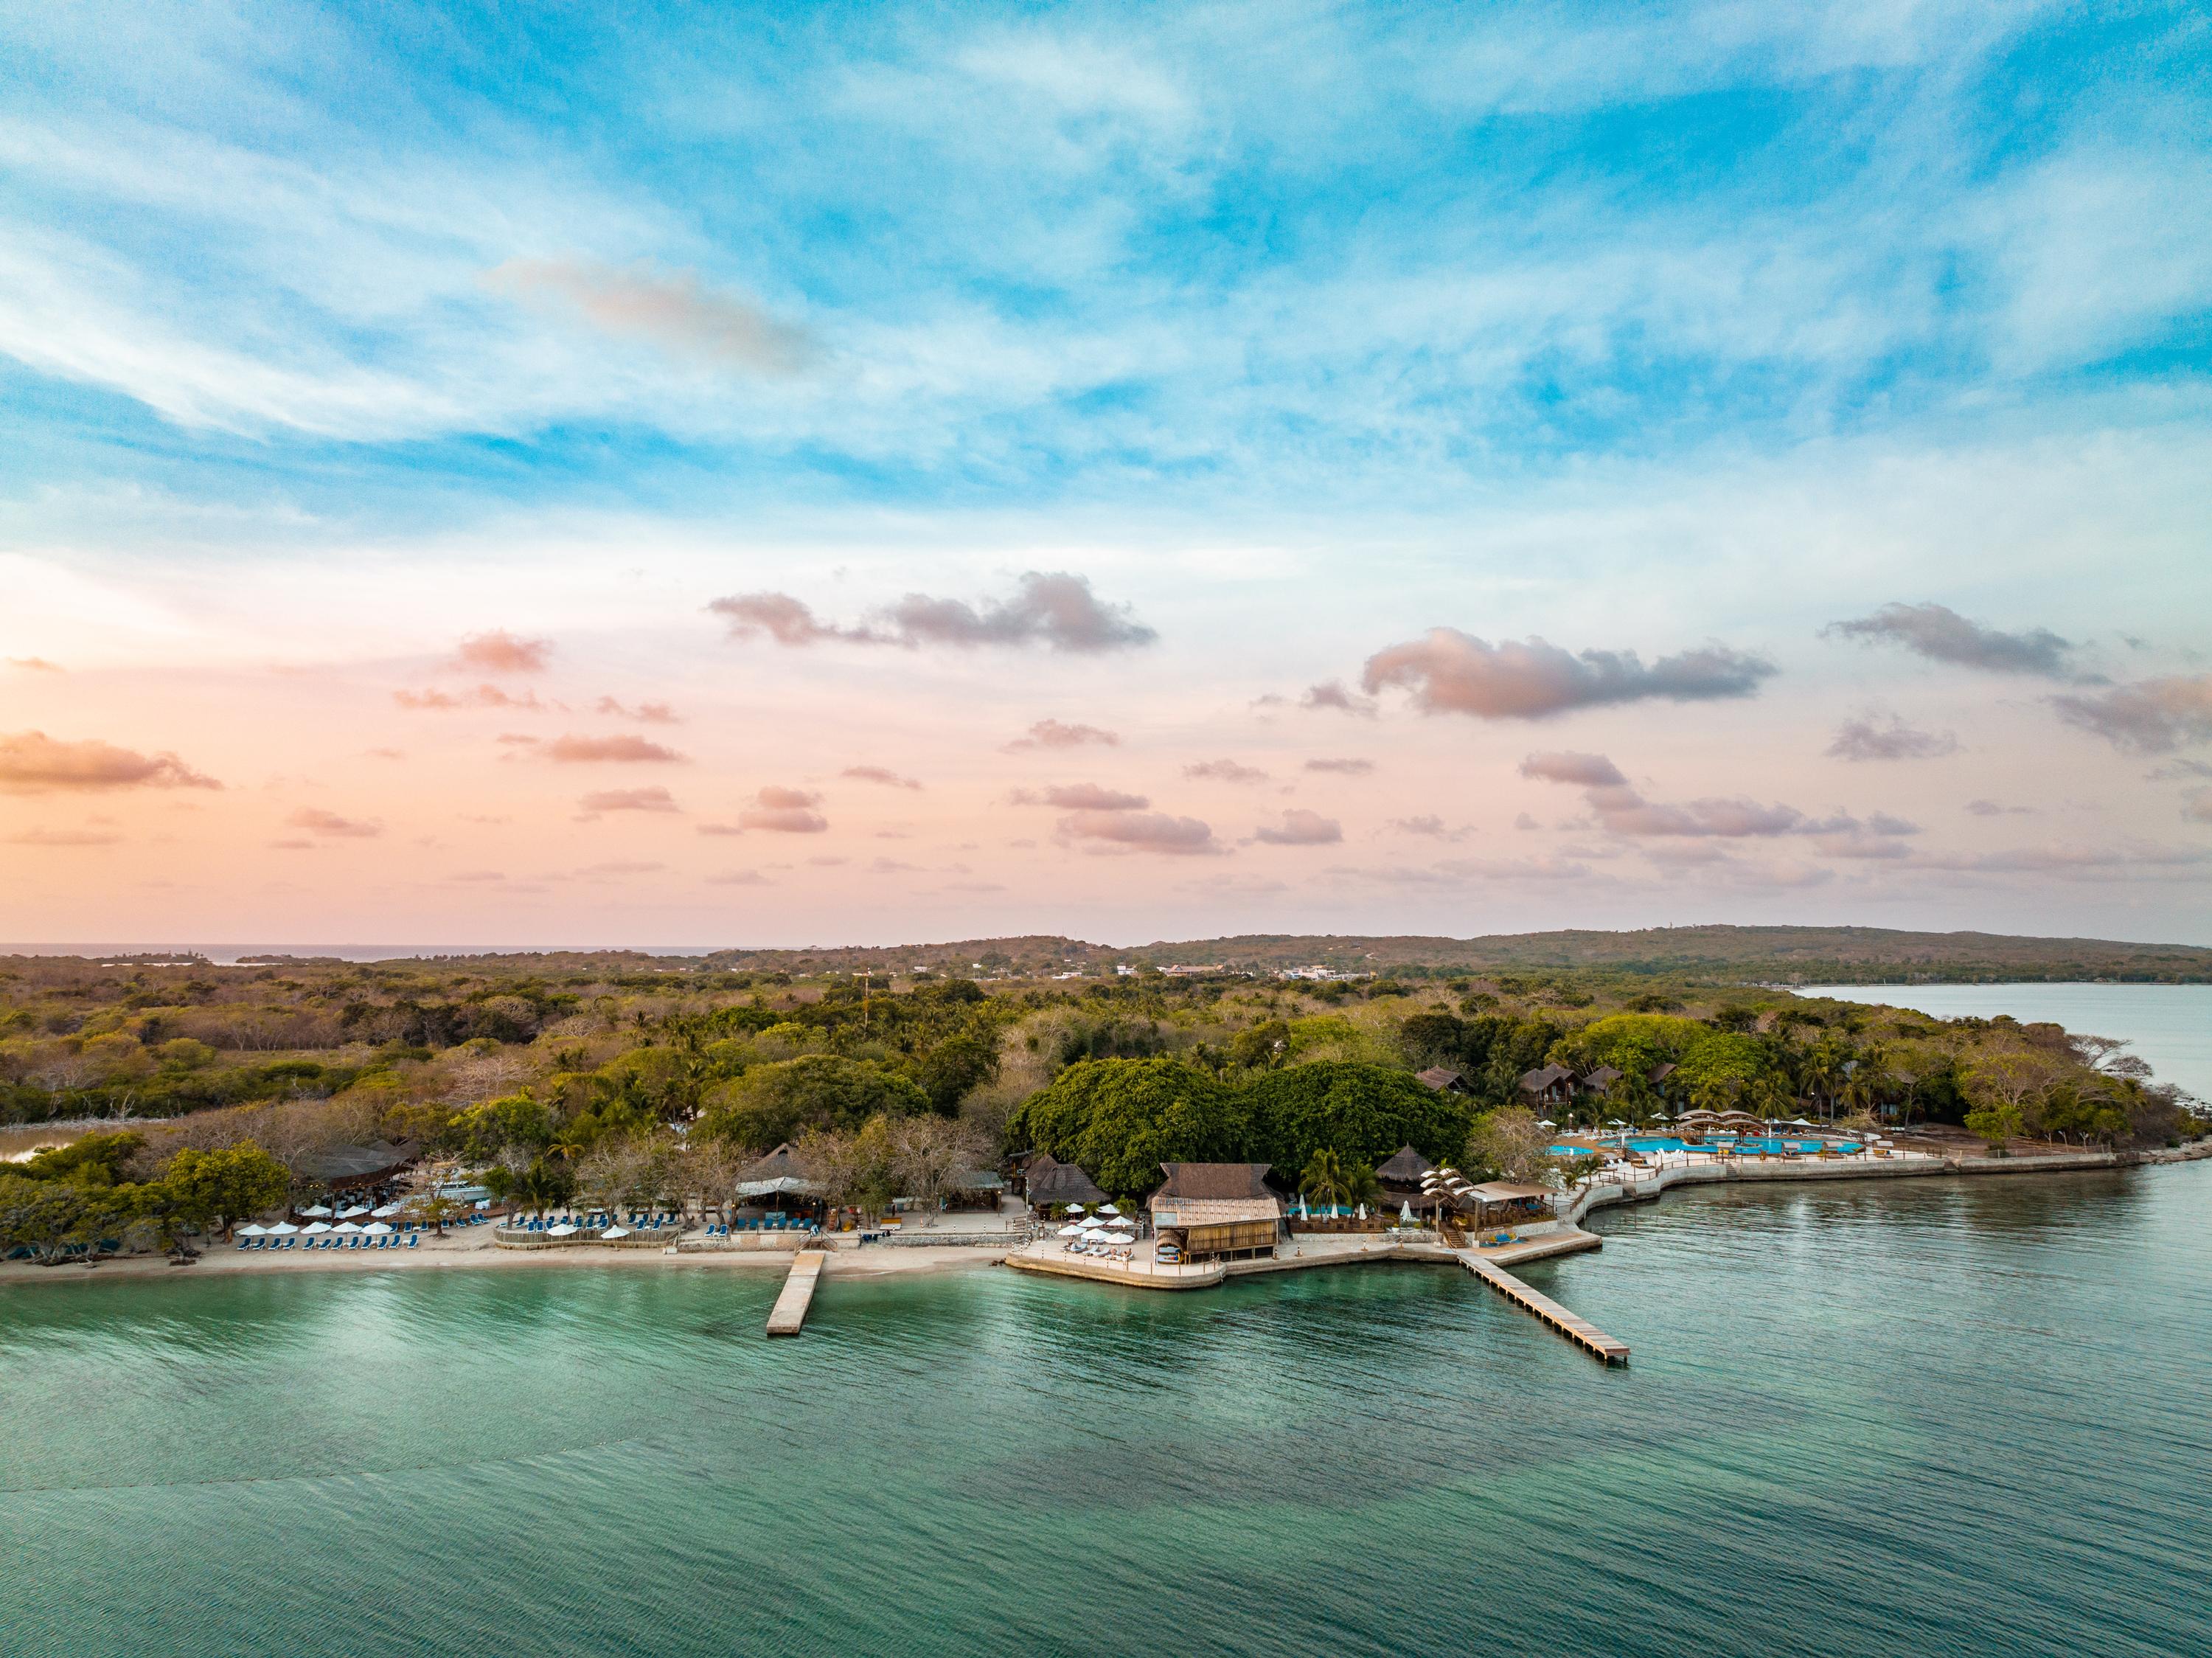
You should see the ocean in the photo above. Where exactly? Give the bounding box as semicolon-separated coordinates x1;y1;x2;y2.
1802;982;2212;1100
5;1159;2208;1657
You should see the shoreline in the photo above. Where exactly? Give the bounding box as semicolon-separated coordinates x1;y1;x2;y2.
7;1141;2207;1292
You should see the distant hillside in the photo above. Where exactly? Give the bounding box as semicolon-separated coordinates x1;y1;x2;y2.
691;925;2212;985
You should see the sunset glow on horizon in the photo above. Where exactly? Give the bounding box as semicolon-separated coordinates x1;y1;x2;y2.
4;3;2209;948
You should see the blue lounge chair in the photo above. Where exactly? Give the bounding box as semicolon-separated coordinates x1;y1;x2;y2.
406;1235;419;1248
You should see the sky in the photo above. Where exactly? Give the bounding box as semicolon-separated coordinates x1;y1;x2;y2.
2;0;2211;950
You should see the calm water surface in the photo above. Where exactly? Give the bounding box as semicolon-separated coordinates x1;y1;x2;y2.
4;1162;2208;1657
1804;982;2212;1098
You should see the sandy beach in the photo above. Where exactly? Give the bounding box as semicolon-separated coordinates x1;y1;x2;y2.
0;1229;1012;1287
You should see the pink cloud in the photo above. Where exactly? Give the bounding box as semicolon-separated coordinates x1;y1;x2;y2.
713;785;829;833
4;826;121;847
454;630;552;674
1006;718;1120;750
843;765;923;790
595;696;679;724
7;656;63;673
706;870;771;886
1253;808;1343;845
1185;759;1269;783
396;684;549;711
545;734;687;763
1012;783;1150;810
288;807;382;839
1057;808;1219;856
578;787;682;814
1304;757;1374;775
1299;681;1378;717
0;730;221;794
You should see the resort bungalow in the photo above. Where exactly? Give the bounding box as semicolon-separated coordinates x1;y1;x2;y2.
1150;1163;1285;1262
1414;1066;1467;1095
735;1142;827;1224
1374;1144;1436;1203
1519;1064;1575;1107
1649;1061;1679;1100
1579;1065;1624;1097
1024;1154;1109;1213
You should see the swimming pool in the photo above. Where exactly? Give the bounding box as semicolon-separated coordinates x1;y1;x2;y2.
1548;1137;1863;1157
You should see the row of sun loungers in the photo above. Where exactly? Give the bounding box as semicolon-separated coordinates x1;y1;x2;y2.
237;1235;420;1251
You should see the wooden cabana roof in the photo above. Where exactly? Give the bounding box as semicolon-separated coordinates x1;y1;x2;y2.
1413;1066;1465;1093
1519;1063;1573;1094
1649;1062;1678;1083
297;1140;416;1185
1374;1144;1434;1185
1582;1065;1624;1092
1467;1180;1551;1204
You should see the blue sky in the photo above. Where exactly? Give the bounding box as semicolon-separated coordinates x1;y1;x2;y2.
2;1;2211;946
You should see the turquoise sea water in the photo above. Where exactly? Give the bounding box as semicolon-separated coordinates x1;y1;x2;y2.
1803;982;2212;1099
6;1160;2209;1657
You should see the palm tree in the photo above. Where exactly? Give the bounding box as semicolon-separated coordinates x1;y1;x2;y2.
1299;1148;1348;1216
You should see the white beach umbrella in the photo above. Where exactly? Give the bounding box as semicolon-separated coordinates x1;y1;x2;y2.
1058;1224;1085;1236
364;1222;394;1235
547;1223;577;1237
237;1223;268;1236
370;1204;403;1218
1098;1203;1121;1216
1537;1120;1556;1129
338;1204;371;1218
302;1221;333;1234
1064;1204;1086;1215
1355;1203;1366;1221
265;1221;299;1235
302;1204;333;1217
333;1221;363;1233
602;1225;632;1240
1399;1201;1413;1223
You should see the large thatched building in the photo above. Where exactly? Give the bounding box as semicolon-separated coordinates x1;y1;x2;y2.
1150;1162;1284;1260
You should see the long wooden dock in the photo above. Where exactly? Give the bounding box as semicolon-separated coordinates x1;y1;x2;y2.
1456;1251;1628;1366
765;1249;827;1337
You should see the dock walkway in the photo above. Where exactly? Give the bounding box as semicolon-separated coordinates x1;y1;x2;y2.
765;1249;827;1337
1453;1250;1628;1365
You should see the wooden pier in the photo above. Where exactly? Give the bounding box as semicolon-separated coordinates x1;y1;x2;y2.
1455;1251;1629;1366
765;1249;827;1337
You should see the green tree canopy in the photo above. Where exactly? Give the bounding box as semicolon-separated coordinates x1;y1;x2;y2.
1245;1061;1472;1176
19;1130;145;1185
1005;1058;1248;1197
161;1142;291;1236
698;1055;929;1151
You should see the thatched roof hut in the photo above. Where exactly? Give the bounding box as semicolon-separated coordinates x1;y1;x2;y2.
1025;1156;1107;1208
1150;1163;1283;1258
1374;1144;1435;1191
1414;1066;1467;1093
737;1142;824;1199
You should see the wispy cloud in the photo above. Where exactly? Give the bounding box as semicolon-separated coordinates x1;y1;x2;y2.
1826;712;1960;762
577;787;681;814
1006;718;1119;750
1012;783;1150;810
1826;603;2081;679
842;765;923;790
543;734;687;763
484;259;821;375
594;696;678;724
1366;632;1774;719
1304;757;1374;775
1184;759;1268;783
1057;808;1220;856
287;807;380;839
